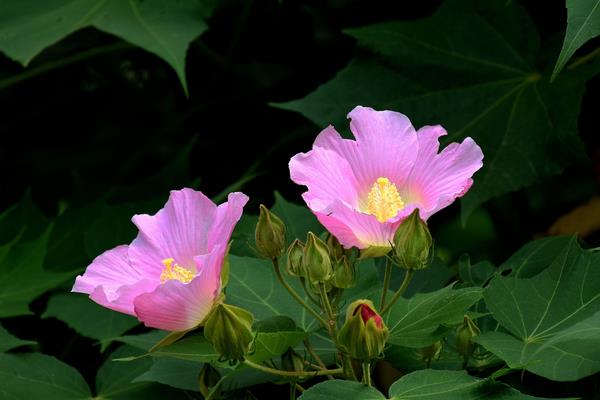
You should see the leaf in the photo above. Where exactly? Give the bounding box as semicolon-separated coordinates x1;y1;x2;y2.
386;285;483;348
133;357;202;391
0;323;36;352
387;369;555;399
0;192;47;245
275;0;591;221
115;330;169;351
459;255;495;287
498;236;575;278
0;0;216;94
477;236;600;381
227;255;317;331
298;380;385;400
250;316;307;363
552;0;600;80
150;333;219;363
0;353;92;399
96;346;184;399
272;191;323;243
42;293;139;351
0;227;74;318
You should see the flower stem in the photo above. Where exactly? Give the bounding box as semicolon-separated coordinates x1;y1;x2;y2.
243;359;343;378
318;283;338;341
361;362;372;386
272;258;329;329
379;258;393;310
303;338;334;380
380;269;415;315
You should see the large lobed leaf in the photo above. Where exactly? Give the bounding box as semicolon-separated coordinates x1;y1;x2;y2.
275;0;593;221
0;0;217;94
477;236;600;381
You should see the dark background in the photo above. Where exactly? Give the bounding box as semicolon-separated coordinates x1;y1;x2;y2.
1;0;599;398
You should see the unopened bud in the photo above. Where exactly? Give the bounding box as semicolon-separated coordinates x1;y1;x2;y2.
303;232;332;284
330;255;356;289
255;204;286;258
204;303;254;362
338;300;388;361
198;363;222;398
393;209;432;270
456;315;480;359
326;235;345;260
281;347;305;375
286;239;306;278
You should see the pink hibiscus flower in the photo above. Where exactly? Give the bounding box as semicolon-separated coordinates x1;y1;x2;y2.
72;189;249;331
289;106;483;251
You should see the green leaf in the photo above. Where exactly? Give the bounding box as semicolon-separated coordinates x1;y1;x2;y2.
552;0;600;80
150;332;219;363
386;285;482;348
299;380;385;400
275;0;591;221
0;192;47;245
477;237;600;381
133;357;202;391
0;323;36;352
96;346;184;399
250;316;307;362
387;369;555;399
459;255;495;287
42;293;139;351
272;191;323;243
227;255;317;331
498;236;575;278
115;330;169;351
0;227;74;317
0;353;92;399
0;0;216;94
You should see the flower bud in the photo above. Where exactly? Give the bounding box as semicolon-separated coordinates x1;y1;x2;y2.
456;315;480;359
338;300;388;361
303;232;332;284
198;363;222;398
326;234;345;261
255;204;286;258
417;341;442;367
204;303;254;362
286;239;306;278
281;347;305;375
330;255;356;289
393;208;432;270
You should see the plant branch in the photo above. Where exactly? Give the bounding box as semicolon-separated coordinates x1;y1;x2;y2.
380;269;415;315
243;359;343;378
380;257;393;309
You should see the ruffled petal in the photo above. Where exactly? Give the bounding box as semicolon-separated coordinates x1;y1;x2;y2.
311;200;418;249
133;246;223;331
129;188;217;274
290;141;361;208
346;106;419;189
208;192;249;249
406;126;484;219
72;245;157;316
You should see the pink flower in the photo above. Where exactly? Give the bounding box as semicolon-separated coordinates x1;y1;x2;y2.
289;106;483;250
72;189;249;331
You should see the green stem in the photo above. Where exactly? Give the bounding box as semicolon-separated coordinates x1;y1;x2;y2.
272;258;329;328
318;283;338;342
0;42;131;91
303;338;334;379
290;382;297;400
380;269;415;315
568;46;600;70
361;362;372;386
243;359;343;378
380;258;393;310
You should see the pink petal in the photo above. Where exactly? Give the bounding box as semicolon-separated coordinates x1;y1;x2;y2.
129;188;217;275
72;245;157;316
405;126;484;219
133;246;223;331
346;106;419;189
290;140;361;209
208;192;249;249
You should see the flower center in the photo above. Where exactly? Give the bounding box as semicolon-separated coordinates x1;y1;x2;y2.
160;258;195;284
366;177;404;222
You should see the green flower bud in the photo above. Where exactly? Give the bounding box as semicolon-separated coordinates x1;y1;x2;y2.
456;315;480;359
198;363;222;398
417;341;442;367
330;255;356;289
303;232;332;284
286;239;306;278
255;204;286;258
393;209;432;270
204;303;254;362
281;347;305;375
326;235;345;261
338;299;389;361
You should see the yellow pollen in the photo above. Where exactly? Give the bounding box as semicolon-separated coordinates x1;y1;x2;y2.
160;258;195;284
366;177;405;222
